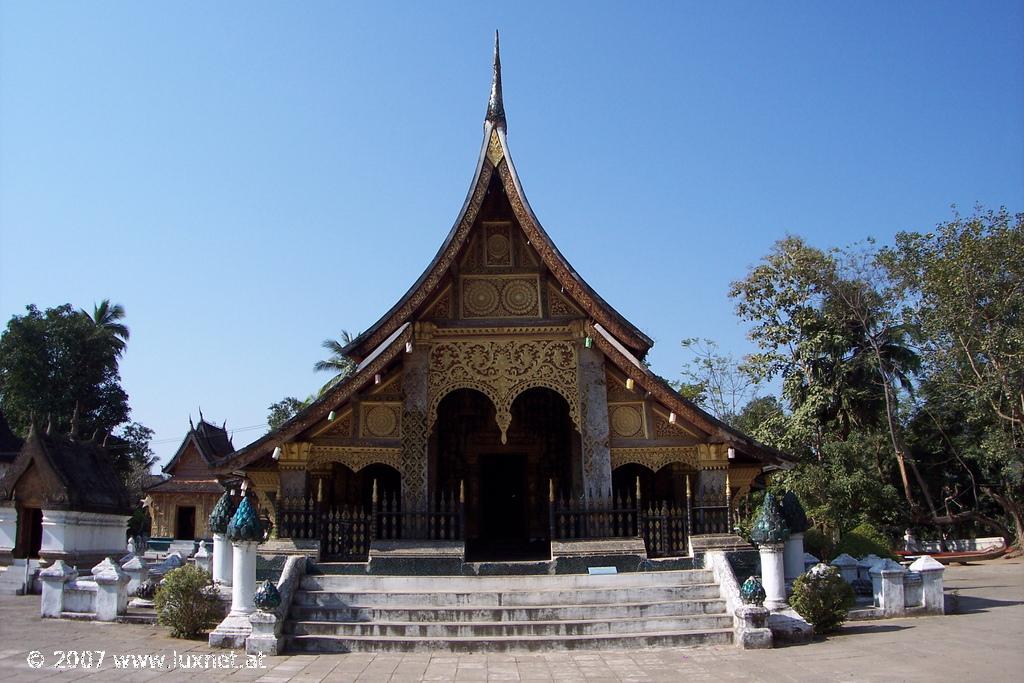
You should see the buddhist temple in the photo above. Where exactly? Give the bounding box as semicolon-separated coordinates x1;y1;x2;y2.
153;34;786;565
144;416;235;542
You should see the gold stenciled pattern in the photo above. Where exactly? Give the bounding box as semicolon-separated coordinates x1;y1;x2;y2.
486;129;504;166
610;447;699;472
461;276;540;318
484;222;513;266
609;404;644;438
427;339;580;443
308;446;401;472
361;403;401;439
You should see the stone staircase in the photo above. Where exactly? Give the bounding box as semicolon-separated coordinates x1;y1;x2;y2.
284;569;732;653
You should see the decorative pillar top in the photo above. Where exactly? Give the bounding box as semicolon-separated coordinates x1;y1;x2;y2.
226;494;263;543
750;491;789;546
208;490;238;535
740;575;766;606
781;491;809;533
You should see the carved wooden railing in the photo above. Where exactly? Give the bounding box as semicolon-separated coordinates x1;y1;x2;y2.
276;497;373;561
374;484;464;542
640;501;689;558
277;482;465;561
549;482;641;540
691;485;732;535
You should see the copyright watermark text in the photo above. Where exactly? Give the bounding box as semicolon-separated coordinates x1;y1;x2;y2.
26;650;267;671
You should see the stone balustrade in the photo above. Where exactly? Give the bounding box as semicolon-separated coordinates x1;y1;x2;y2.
39;557;130;622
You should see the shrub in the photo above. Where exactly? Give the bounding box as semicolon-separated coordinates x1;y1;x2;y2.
803;528;836;562
835;522;896;560
789;565;855;633
154;565;222;638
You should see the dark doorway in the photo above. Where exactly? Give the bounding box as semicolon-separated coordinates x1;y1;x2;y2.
176;505;196;541
27;508;43;558
480;454;527;540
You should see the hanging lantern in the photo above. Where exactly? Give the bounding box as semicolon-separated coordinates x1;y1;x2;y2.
405;341;413;354
669;412;677;424
328;410;336;421
271;446;282;461
625;378;635;391
374;373;381;385
584;336;593;349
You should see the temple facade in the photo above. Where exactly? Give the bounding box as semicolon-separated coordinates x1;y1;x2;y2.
144;417;235;542
161;37;784;563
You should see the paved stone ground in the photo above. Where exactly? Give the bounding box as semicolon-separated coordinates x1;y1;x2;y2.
0;558;1021;682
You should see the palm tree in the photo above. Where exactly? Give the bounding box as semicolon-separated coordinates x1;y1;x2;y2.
314;330;357;394
83;299;130;358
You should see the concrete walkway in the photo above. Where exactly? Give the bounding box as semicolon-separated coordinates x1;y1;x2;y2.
0;559;1021;682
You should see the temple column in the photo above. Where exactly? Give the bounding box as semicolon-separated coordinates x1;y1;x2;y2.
578;345;612;502
401;345;430;511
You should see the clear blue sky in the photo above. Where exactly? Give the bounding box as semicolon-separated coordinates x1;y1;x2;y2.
2;2;1022;466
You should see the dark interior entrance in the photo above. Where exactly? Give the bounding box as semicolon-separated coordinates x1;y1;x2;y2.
434;387;577;562
480;454;527;541
26;508;43;559
176;505;196;541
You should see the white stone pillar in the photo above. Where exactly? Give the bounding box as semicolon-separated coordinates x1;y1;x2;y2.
908;555;945;614
830;553;859;583
194;540;211;574
212;533;233;586
121;555;149;595
38;560;77;618
869;558;907;616
229;540;258;617
0;504;18;561
759;542;787;610
783;532;805;581
92;557;130;621
857;554;882;582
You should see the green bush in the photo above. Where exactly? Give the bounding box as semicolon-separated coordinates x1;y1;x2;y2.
154;565;222;638
789;566;855;633
804;528;836;562
835;522;896;560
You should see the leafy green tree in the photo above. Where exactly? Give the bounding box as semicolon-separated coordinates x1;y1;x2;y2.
314;330;357;394
0;304;130;436
729;237;925;515
884;207;1024;546
267;396;311;431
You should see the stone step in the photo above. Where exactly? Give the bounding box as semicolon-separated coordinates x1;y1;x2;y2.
300;568;713;592
289;597;727;623
285;628;733;653
293;583;722;608
59;611;98;620
285;613;733;638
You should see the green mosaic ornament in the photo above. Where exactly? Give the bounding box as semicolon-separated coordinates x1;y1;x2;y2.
226;494;263;542
253;579;281;612
740;575;766;606
781;491;809;534
208;491;238;535
749;491;789;545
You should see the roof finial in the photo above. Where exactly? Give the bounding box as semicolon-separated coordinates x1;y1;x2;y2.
485;30;506;131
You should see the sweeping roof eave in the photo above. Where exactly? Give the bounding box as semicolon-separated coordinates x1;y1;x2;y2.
590;323;794;468
212;323;413;473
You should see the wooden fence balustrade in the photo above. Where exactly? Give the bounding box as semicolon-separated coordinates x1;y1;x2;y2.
276;482;464;561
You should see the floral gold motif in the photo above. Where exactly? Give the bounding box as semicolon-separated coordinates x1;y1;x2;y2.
427;339;580;443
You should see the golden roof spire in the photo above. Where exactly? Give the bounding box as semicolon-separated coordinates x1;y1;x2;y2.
485;31;506;131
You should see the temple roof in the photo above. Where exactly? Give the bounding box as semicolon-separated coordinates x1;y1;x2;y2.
0;425;134;515
340;36;654;363
163;418;235;474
